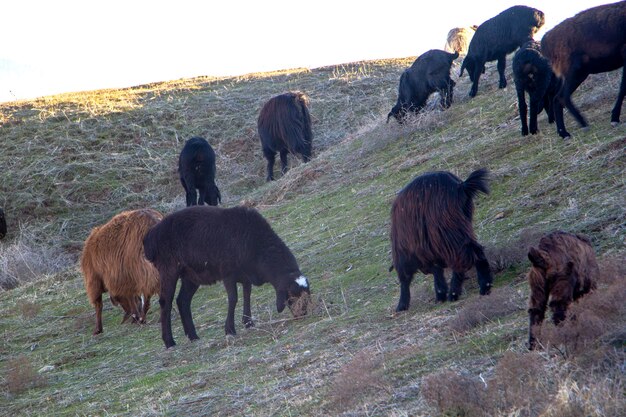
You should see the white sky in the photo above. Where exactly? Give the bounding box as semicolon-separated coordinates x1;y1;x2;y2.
0;0;610;103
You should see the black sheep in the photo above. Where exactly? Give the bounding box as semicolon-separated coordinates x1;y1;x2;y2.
390;169;493;310
512;40;559;136
541;1;626;139
258;91;313;181
460;5;545;97
143;205;311;349
388;49;459;123
178;137;221;206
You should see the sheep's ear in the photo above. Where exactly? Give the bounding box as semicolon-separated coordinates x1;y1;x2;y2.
276;289;288;313
528;247;548;269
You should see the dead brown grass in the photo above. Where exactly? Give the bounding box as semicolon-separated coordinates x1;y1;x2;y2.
326;349;389;413
4;356;47;395
421;370;489;416
449;286;525;333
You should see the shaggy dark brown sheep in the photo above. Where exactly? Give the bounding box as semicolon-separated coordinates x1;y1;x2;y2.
81;208;163;335
527;231;599;350
390;169;493;310
143;205;311;348
541;1;626;139
460;5;545;97
258;91;313;181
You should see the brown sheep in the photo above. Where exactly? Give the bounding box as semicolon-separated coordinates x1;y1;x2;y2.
81;208;163;335
541;1;626;139
527;231;599;350
444;25;478;56
390;169;493;310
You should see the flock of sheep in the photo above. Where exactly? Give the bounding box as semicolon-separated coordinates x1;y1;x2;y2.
78;2;623;350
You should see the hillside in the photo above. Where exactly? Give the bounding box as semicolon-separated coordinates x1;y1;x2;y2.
0;57;624;416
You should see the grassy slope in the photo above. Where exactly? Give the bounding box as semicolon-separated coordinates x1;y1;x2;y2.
0;57;624;416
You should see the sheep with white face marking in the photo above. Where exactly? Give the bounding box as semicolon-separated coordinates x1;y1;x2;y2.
143;205;311;348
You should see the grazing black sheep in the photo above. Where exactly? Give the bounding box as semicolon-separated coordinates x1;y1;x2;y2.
388;49;459;123
143;205;311;349
512;40;559;136
258;92;313;181
541;1;626;139
178;137;221;206
0;208;6;239
460;5;545;97
390;169;493;310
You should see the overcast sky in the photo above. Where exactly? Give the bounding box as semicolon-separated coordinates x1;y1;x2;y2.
0;0;609;103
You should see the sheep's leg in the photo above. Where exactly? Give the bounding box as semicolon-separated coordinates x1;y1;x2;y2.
394;260;416;312
527;307;546;350
448;271;465;301
555;69;588;138
197;186;207;207
223;280;238;335
529;97;542;135
279;149;289;176
182;175;198;206
263;148;276;181
242;281;254;328
516;85;529;136
93;294;104;335
473;245;493;296
544;94;555;124
159;270;178;348
469;64;482;97
177;278;200;341
497;55;507;89
141;295;151;324
433;266;448;302
610;65;626;125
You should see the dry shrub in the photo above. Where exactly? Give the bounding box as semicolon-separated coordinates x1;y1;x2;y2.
327;349;387;412
0;228;73;290
488;351;551;416
449;287;524;333
485;228;544;273
539;273;625;356
542;367;625;417
421;370;489;417
4;356;47;395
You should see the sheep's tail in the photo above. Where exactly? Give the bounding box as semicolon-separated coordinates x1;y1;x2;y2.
462;168;490;200
450;51;459;61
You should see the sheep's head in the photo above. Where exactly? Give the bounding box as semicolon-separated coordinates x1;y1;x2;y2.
532;10;545;32
276;275;311;318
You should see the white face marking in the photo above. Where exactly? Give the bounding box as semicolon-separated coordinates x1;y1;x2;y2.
295;275;309;288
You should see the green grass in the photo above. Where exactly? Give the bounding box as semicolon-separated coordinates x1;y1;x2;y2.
1;57;624;415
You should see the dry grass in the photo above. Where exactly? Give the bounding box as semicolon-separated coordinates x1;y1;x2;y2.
0;55;624;416
3;356;47;395
449;286;525;333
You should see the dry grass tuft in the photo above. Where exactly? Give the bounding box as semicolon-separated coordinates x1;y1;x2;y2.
4;356;47;395
484;227;544;273
421;369;489;416
0;227;74;290
449;287;524;333
326;349;388;412
488;351;551;416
